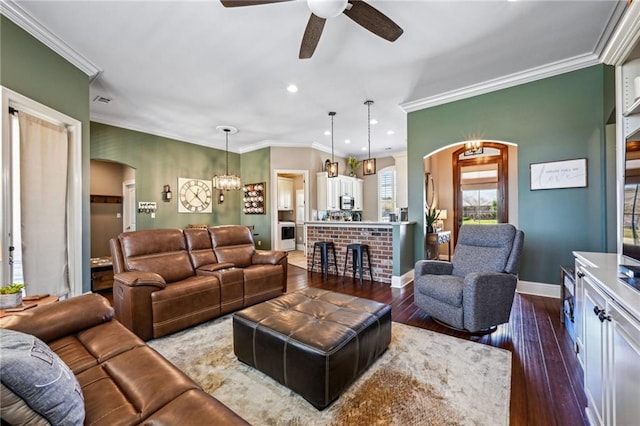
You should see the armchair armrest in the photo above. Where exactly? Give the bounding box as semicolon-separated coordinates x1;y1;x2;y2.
114;271;166;289
415;260;453;276
463;272;518;331
252;250;287;265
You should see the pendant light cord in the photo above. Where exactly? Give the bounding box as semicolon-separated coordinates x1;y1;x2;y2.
331;113;335;162
367;102;371;158
225;130;229;175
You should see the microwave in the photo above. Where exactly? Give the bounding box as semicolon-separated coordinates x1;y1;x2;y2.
340;196;354;210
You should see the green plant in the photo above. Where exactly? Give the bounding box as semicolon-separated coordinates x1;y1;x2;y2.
425;208;440;226
0;283;25;294
347;156;361;172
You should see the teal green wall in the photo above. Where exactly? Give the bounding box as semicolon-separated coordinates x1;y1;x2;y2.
0;17;92;291
90;122;243;228
408;65;615;285
240;148;273;249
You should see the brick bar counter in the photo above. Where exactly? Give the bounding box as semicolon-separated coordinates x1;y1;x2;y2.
304;221;415;287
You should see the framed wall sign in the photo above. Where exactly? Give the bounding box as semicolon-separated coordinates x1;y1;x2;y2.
530;158;587;191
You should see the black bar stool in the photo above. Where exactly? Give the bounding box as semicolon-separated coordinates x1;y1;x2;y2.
343;243;373;283
311;241;338;278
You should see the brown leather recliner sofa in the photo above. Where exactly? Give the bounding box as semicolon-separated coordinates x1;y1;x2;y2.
110;225;287;341
0;293;249;425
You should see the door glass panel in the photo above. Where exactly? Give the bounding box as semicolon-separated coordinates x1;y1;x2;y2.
460;164;498;225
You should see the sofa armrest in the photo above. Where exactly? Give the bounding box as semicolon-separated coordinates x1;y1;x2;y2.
114;271;167;289
415;260;453;276
252;250;287;265
0;293;114;343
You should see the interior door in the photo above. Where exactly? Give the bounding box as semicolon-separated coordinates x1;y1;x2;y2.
452;142;508;243
123;180;136;232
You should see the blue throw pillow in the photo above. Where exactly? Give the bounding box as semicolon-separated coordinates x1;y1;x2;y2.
0;329;85;425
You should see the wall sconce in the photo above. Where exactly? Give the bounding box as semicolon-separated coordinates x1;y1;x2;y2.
218;190;225;204
162;184;172;202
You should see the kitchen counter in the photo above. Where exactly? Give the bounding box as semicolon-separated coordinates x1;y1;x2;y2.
304;221;415;227
304;221;415;287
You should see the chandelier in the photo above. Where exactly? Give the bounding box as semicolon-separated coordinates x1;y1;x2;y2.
363;100;376;175
213;126;242;191
327;112;338;178
464;140;483;156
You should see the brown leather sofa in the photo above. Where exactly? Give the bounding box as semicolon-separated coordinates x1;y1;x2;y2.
0;293;249;425
110;225;287;341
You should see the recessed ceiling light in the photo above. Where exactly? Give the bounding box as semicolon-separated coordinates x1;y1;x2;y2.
361;146;367;151
287;84;298;93
387;130;395;135
345;139;351;144
370;119;378;125
324;130;331;136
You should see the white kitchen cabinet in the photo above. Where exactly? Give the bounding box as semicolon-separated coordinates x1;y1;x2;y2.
352;178;363;211
573;252;640;426
339;177;353;197
316;172;340;211
277;177;293;210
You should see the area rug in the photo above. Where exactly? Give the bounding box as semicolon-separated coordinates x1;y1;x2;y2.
148;315;511;426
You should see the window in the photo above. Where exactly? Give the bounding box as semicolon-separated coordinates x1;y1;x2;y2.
378;166;396;221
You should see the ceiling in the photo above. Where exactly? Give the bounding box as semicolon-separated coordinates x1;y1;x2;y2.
5;0;626;157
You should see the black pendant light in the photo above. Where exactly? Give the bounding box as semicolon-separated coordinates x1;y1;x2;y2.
363;100;376;175
327;112;338;178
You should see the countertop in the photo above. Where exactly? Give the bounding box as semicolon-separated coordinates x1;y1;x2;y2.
304;221;415;228
573;251;640;321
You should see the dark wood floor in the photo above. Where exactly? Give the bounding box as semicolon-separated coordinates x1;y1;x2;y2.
287;265;587;426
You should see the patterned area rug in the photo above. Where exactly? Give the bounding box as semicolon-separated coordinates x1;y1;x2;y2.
149;315;511;426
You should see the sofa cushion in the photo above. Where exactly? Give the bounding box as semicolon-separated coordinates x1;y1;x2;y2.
184;228;218;268
210;226;255;267
0;329;85;425
119;229;194;282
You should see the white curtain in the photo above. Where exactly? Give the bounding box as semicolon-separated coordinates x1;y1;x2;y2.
18;112;70;296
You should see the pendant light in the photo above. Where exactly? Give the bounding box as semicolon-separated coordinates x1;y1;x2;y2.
363;100;376;175
213;126;242;192
327;112;338;178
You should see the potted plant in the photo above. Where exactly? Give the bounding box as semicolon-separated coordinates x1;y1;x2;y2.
347;156;361;177
425;208;440;234
0;283;25;309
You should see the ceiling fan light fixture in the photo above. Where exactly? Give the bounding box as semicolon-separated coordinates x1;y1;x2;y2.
307;0;348;18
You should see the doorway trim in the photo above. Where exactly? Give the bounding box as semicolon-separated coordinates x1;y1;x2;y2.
1;86;83;296
271;169;309;251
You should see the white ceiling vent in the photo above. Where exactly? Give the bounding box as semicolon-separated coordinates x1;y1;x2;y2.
92;95;112;104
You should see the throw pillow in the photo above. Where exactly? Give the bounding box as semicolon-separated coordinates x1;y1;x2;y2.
0;329;85;425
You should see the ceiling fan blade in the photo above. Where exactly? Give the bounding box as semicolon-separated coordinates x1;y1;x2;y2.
299;14;326;59
220;0;292;7
343;1;403;42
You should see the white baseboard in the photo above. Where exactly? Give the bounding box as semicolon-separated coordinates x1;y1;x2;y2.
516;280;561;299
392;270;414;288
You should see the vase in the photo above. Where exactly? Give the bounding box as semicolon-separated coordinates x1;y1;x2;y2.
0;293;22;309
427;224;434;233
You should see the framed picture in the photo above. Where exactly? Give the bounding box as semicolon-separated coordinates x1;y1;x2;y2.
530;158;587;191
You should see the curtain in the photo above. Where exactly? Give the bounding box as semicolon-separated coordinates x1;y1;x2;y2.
18;112;70;296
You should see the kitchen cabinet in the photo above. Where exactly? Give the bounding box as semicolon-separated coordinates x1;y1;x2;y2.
339;178;353;197
573;252;640;426
352;178;363;211
317;172;340;211
277;177;294;210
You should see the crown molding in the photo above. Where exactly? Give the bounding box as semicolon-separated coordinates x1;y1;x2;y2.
600;0;640;65
400;53;600;113
0;0;101;78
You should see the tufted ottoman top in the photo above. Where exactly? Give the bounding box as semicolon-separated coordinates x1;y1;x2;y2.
232;287;392;409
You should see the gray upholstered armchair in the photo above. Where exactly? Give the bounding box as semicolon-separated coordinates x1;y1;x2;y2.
414;224;524;333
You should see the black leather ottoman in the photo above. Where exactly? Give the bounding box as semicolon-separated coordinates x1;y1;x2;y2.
232;288;392;410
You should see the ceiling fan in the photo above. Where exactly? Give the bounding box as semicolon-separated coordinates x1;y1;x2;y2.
220;0;403;59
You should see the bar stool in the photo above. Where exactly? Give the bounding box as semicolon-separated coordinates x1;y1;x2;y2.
343;243;373;283
311;241;338;278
